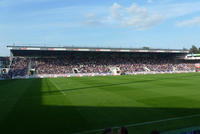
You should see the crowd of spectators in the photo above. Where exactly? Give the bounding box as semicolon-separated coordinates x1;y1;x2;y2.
33;53;195;75
102;127;200;134
103;127;161;134
8;53;196;77
9;57;28;77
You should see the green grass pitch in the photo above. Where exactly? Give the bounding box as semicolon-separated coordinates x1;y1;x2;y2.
1;73;200;134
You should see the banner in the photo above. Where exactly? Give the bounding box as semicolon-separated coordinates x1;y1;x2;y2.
6;70;196;80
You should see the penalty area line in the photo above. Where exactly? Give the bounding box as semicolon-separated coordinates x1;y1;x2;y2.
72;114;200;134
49;79;66;95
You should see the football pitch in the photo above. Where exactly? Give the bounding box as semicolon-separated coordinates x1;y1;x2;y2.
1;73;200;134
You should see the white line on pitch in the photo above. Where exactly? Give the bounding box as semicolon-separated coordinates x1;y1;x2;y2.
72;114;200;134
49;79;66;95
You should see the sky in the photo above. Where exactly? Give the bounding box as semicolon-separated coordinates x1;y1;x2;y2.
1;0;200;56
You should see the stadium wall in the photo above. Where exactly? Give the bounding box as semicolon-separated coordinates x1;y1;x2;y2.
8;70;196;80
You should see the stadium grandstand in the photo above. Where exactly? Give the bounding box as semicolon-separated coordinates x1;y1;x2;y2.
2;45;199;79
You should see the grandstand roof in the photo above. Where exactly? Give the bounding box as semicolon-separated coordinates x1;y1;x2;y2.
7;45;189;54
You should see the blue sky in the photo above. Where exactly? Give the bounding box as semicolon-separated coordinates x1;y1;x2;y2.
1;0;200;56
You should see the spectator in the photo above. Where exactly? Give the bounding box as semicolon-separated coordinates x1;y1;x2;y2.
150;130;160;134
118;126;128;134
103;128;113;134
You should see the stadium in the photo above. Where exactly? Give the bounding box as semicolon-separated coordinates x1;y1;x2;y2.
4;45;198;78
1;45;200;134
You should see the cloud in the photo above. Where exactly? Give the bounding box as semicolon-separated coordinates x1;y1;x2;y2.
123;3;163;30
126;3;147;16
110;2;122;20
84;13;103;26
123;14;163;30
153;2;200;19
176;17;200;27
84;3;163;30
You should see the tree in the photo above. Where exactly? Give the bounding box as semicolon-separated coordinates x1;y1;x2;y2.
142;46;150;50
183;48;188;51
189;45;199;54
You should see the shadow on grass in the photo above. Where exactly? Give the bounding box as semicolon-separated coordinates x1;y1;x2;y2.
1;78;200;134
0;79;17;87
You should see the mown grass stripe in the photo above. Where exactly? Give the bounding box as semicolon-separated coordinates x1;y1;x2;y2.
49;79;66;95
